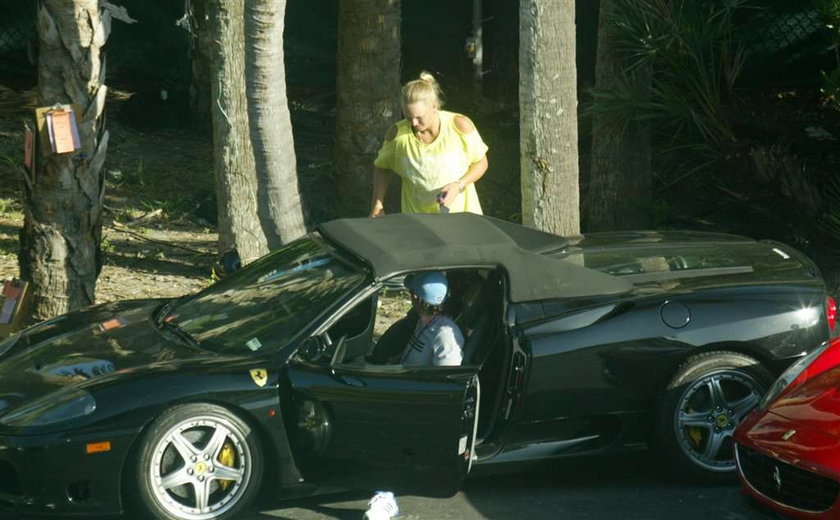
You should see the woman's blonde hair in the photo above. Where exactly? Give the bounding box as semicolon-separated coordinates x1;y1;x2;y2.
401;71;444;110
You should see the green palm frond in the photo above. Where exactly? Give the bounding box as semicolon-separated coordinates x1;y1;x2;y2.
590;0;748;165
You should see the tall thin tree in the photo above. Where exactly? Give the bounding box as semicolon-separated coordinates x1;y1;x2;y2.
207;0;269;264
335;0;402;217
245;0;306;248
519;0;580;236
20;1;132;321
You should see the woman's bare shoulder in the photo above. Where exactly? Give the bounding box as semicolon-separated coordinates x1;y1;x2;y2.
453;114;476;134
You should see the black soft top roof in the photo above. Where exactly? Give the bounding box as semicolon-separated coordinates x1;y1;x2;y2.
318;213;632;302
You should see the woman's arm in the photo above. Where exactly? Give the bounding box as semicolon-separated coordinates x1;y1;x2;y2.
439;155;487;206
370;124;399;217
439;115;489;206
370;166;394;217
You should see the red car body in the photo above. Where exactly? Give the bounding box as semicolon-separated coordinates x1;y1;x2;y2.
736;335;840;518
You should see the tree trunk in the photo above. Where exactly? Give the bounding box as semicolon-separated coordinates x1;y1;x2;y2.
19;1;112;321
208;0;269;264
586;0;651;232
245;0;306;249
519;0;580;236
186;0;213;134
335;0;402;217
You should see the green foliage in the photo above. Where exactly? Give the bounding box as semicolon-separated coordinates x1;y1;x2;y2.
100;237;115;254
822;68;840;106
589;0;749;171
814;0;840;29
815;0;840;109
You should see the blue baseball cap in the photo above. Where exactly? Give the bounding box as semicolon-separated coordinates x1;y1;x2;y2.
404;271;449;306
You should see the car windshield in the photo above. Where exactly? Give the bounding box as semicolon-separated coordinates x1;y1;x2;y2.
162;234;366;355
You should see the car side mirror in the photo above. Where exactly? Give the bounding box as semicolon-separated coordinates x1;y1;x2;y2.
297;336;329;363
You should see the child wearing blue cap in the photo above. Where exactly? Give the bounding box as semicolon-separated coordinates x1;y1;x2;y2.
400;271;464;366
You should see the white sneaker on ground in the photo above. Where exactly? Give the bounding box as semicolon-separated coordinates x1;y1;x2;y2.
363;491;399;520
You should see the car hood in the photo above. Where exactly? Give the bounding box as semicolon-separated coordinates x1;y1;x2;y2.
0;299;204;415
764;365;840;439
737;409;840;482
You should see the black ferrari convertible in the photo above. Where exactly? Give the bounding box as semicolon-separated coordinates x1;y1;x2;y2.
0;213;832;519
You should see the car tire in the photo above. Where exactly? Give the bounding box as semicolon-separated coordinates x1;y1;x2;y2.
656;350;773;482
128;403;263;520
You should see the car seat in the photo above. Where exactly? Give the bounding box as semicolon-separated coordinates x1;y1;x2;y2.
455;272;500;365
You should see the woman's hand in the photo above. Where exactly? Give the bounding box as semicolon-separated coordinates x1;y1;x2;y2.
369;203;386;218
438;182;462;208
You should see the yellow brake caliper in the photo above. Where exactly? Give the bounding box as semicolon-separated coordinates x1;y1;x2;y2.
217;441;236;491
686;406;703;447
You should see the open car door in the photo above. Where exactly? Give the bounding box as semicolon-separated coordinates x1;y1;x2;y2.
285;339;480;496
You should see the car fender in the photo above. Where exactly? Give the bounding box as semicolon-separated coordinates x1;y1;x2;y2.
78;357;303;491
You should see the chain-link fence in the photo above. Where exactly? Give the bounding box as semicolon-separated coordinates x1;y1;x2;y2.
0;0;36;81
736;0;836;85
0;1;34;54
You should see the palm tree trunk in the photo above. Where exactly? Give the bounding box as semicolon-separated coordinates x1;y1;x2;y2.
335;0;402;217
208;0;269;264
519;0;580;236
245;0;306;248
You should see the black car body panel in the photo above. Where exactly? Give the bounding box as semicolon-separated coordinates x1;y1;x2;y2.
0;301;302;515
0;213;830;517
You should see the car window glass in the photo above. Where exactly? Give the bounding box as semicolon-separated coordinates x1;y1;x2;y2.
375;282;413;341
558;243;801;280
166;235;365;354
352;283;415;365
328;297;374;340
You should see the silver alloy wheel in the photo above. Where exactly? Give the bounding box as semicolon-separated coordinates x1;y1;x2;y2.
148;414;253;520
673;369;764;472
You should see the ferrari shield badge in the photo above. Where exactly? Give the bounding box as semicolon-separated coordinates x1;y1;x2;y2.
249;368;268;387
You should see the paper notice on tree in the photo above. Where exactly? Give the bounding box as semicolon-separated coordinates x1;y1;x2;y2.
35;104;83;156
50;110;76;154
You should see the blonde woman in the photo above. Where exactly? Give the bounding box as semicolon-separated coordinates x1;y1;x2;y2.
369;71;489;216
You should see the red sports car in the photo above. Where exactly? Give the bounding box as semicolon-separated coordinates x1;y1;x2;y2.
735;327;840;519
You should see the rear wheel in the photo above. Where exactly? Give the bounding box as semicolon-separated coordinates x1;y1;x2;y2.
130;403;263;520
657;351;773;482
